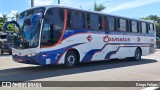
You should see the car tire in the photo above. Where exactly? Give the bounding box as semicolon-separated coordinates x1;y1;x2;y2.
64;50;78;68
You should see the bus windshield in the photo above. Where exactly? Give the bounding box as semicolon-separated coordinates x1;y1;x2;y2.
13;7;45;49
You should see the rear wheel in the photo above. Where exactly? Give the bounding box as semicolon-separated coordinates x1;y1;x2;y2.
131;48;142;61
64;50;78;68
1;49;3;55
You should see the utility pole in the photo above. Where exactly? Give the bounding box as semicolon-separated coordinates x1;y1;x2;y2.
58;0;60;4
31;0;34;7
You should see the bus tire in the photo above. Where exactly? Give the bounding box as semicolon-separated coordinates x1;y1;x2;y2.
1;49;3;55
131;48;142;61
64;50;78;68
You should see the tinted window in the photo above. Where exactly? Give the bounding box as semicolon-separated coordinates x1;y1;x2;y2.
41;23;54;46
67;11;85;29
45;8;64;30
90;14;99;30
142;22;147;33
41;8;64;46
150;24;154;31
131;21;138;33
119;19;126;31
107;17;115;31
149;23;154;34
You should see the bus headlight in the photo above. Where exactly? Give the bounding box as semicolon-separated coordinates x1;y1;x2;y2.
27;54;32;57
12;51;16;55
32;53;36;56
27;53;37;57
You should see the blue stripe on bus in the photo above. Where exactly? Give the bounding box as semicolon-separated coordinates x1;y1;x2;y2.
81;44;108;62
81;43;152;62
63;30;155;40
105;47;120;59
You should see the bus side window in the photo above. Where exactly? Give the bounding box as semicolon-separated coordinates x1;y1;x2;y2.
149;23;154;34
142;22;147;33
41;8;64;46
90;14;99;30
71;11;85;29
131;21;138;33
41;23;54;46
119;18;127;32
107;16;115;31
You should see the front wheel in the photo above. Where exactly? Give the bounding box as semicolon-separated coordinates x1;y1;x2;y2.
64;50;78;68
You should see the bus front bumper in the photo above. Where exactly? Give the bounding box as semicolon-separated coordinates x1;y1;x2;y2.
12;55;40;65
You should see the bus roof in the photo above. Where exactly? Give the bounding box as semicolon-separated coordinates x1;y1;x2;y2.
29;5;154;23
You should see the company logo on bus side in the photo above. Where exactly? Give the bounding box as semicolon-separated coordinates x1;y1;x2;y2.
103;35;130;42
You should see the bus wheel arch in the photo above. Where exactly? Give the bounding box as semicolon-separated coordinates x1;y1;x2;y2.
64;49;80;68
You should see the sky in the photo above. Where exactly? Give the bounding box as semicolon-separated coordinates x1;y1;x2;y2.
0;0;160;20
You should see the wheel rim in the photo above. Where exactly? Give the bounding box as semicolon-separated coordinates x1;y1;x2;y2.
67;54;75;64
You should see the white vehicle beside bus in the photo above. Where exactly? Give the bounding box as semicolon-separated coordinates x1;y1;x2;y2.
11;5;156;68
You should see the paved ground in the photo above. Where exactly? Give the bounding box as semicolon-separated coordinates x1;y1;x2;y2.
0;50;160;90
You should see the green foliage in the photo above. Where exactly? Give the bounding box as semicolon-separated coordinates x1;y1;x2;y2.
94;1;106;11
7;24;15;31
0;22;4;31
0;17;4;23
13;13;19;21
156;24;160;38
0;12;20;32
142;15;160;24
2;14;8;23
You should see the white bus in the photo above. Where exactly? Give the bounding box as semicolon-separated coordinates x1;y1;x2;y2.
11;5;156;68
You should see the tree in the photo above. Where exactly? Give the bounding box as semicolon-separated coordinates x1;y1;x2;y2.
148;15;159;22
7;24;15;31
2;14;8;23
13;13;19;21
0;22;4;31
94;1;106;11
142;15;160;23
